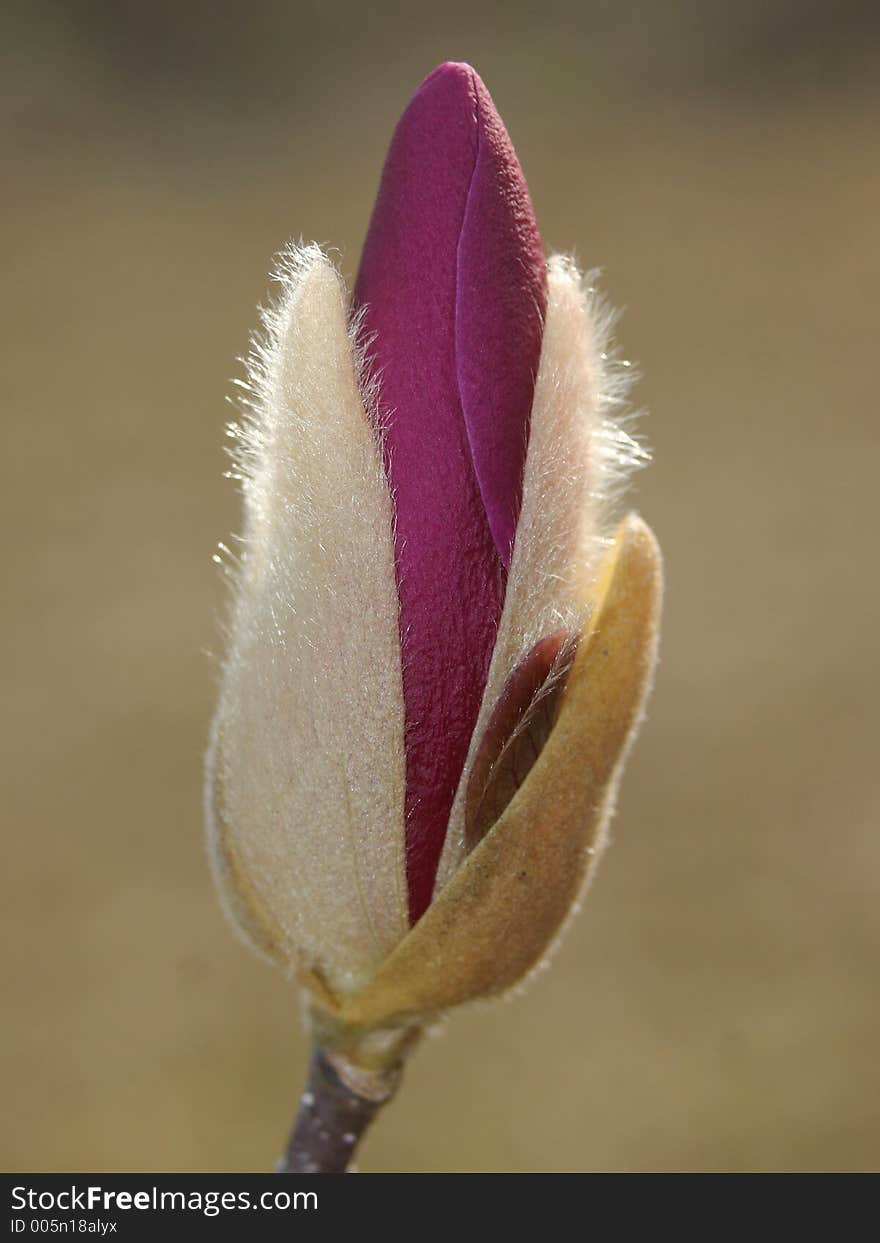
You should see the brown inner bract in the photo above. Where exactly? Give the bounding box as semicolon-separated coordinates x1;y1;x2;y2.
465;628;577;853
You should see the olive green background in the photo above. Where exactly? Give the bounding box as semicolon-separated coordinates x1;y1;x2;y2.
3;2;878;1171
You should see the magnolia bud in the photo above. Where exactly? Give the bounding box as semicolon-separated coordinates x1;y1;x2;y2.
206;63;663;1071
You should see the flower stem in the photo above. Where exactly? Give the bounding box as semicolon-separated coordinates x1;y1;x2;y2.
276;1047;400;1173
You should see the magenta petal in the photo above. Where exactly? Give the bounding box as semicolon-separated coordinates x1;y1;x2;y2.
456;72;547;566
353;62;546;923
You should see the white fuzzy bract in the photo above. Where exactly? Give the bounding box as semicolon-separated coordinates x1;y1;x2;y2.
206;247;408;997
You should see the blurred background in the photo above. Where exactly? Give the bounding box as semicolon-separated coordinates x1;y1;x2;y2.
2;0;879;1172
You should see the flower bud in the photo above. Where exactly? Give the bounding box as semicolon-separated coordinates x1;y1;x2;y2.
206;63;663;1066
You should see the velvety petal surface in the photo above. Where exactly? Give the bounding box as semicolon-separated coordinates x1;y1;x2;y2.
353;62;546;921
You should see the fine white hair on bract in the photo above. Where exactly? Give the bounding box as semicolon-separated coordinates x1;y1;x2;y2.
206;245;409;998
